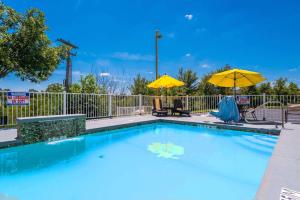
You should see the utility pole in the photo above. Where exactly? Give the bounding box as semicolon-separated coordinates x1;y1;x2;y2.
57;38;78;92
155;30;162;80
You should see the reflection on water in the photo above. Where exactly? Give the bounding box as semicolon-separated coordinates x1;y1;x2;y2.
0;123;155;176
0;137;86;175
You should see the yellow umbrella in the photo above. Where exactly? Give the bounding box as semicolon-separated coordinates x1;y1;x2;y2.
208;68;265;96
147;75;184;106
147;75;185;89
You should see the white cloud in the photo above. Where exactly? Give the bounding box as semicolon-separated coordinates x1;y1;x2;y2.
73;70;84;77
185;53;191;57
289;67;300;72
55;69;84;77
185;14;193;20
96;59;112;67
74;0;82;10
99;72;110;77
78;51;97;57
53;70;65;75
166;32;175;38
200;64;210;68
196;27;207;33
111;52;154;61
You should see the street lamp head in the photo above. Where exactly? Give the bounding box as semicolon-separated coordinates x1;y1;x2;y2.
57;38;78;49
155;30;162;39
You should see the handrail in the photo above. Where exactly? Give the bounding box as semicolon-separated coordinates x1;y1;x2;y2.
244;101;286;128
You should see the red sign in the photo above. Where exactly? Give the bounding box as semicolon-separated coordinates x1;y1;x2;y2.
7;92;30;106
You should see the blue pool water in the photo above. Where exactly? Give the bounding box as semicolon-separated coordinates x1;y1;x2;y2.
0;123;278;200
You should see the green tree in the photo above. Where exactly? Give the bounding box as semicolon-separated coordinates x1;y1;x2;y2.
28;89;38;92
273;78;289;95
80;74;103;94
0;2;65;82
130;74;155;95
69;83;81;93
288;82;299;95
197;65;232;95
45;83;65;92
240;86;259;95
258;82;273;94
177;67;198;95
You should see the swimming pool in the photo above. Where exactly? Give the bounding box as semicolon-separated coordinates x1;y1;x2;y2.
0;123;278;200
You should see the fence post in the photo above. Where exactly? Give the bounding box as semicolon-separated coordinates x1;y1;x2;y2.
108;94;112;118
139;94;142;115
63;91;67;115
281;106;285;128
218;94;222;102
186;95;189;110
263;93;266;121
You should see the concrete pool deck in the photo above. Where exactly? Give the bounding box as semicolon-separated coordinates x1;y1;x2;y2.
255;122;300;200
0;114;300;199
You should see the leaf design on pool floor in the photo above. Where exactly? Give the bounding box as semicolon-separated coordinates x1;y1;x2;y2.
148;142;184;159
0;193;19;200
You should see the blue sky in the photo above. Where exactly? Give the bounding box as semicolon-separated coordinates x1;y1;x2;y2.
1;0;300;91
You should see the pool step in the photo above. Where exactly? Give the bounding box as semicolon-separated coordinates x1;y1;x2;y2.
234;136;275;154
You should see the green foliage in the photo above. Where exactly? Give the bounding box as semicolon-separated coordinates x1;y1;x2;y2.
273;78;289;95
240;86;259;95
28;89;38;92
69;83;81;93
288;82;299;95
0;2;65;82
46;83;65;92
258;82;273;94
42;74;107;94
241;79;300;95
130;74;155;95
177;67;198;95
80;74;104;94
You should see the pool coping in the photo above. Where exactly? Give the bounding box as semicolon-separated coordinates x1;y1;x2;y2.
85;118;281;136
0;117;280;149
16;114;86;123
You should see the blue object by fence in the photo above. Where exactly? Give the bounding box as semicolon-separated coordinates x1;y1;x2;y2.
210;96;240;122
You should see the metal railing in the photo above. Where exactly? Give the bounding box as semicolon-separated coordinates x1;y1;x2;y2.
1;91;300;127
244;101;286;127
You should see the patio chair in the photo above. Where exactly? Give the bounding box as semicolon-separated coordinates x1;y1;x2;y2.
152;98;168;116
238;104;257;121
236;96;258;121
172;99;191;117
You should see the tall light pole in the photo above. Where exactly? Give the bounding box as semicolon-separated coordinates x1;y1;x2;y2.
57;38;78;92
155;30;162;80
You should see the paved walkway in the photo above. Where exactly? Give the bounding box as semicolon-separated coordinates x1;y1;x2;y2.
255;122;300;200
0;128;20;147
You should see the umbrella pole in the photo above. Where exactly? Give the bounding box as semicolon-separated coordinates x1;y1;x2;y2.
165;89;167;107
233;72;237;99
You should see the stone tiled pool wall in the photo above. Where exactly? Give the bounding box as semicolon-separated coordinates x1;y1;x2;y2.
17;114;86;144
